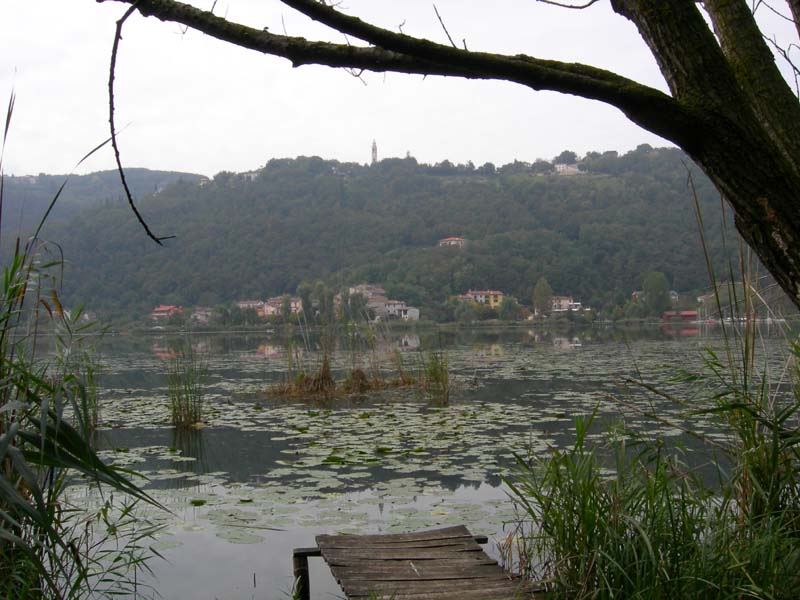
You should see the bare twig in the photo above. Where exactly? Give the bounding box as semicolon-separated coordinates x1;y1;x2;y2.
764;35;800;96
432;4;457;48
109;3;173;244
535;0;601;9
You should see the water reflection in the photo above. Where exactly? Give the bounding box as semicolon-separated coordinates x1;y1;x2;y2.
72;325;796;599
171;427;207;475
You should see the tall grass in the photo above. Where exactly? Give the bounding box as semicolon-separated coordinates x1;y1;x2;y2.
506;185;800;598
507;335;800;599
420;348;450;404
0;94;163;598
166;344;207;428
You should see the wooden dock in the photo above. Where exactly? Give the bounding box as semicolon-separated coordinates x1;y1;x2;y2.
293;525;533;599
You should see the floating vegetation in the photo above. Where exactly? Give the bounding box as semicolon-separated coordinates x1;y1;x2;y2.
62;329;796;598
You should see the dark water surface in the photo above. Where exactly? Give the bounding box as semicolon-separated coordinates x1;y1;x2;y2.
66;324;791;599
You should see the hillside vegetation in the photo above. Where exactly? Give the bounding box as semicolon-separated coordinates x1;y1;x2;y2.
4;146;738;320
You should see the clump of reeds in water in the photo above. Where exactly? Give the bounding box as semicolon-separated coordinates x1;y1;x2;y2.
272;353;418;399
166;346;207;428
420;349;450;404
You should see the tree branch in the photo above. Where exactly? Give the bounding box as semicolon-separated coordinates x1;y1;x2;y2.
535;0;601;8
109;3;173;244
432;4;457;49
704;0;800;171
101;0;698;150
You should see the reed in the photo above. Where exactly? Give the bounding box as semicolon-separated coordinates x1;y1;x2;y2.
166;344;207;428
420;348;450;404
0;93;163;598
505;181;800;598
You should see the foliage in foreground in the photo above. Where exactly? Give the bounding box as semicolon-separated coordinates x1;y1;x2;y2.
0;242;164;598
1;101;163;597
507;333;800;599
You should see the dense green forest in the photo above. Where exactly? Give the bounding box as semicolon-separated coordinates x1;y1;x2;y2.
2;146;744;320
1;168;207;233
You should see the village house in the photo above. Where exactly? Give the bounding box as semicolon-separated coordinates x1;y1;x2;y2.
437;236;466;248
150;305;183;321
236;300;265;312
551;296;583;312
349;284;420;321
458;290;505;308
190;306;213;325
555;163;582;175
261;296;303;317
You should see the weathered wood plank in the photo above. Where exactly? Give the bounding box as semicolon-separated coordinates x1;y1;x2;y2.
340;578;521;596
325;556;499;568
348;589;533;600
317;535;480;550
315;525;533;600
317;525;470;545
331;563;510;581
322;547;484;561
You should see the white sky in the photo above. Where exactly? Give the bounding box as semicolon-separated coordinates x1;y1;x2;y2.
0;1;795;177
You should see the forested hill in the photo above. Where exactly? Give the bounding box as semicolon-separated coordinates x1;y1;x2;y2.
1;169;207;234
13;146;736;319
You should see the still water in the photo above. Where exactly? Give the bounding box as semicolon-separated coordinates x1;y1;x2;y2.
66;324;791;599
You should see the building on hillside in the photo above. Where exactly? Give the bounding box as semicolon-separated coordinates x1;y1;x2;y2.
150;305;183;321
384;300;420;321
458;290;505;308
348;284;419;321
190;306;213;325
551;296;583;312
236;300;264;311
399;306;420;321
437;236;466;248
555;163;582;175
263;296;303;317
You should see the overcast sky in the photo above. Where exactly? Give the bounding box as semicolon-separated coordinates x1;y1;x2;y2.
0;1;795;177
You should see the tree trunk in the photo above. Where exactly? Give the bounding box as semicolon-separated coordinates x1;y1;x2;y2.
613;0;800;306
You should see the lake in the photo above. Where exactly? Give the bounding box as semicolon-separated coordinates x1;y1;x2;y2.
65;323;791;599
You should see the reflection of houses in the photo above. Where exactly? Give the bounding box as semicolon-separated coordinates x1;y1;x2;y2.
437;236;466;248
152;344;181;360
150;305;183;322
458;290;505;308
662;310;698;322
551;296;582;312
398;335;420;349
552;336;582;350
256;344;283;358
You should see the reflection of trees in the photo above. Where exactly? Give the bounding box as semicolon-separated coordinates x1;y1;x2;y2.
172;427;207;475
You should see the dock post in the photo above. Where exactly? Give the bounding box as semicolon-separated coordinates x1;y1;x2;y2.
292;547;318;600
